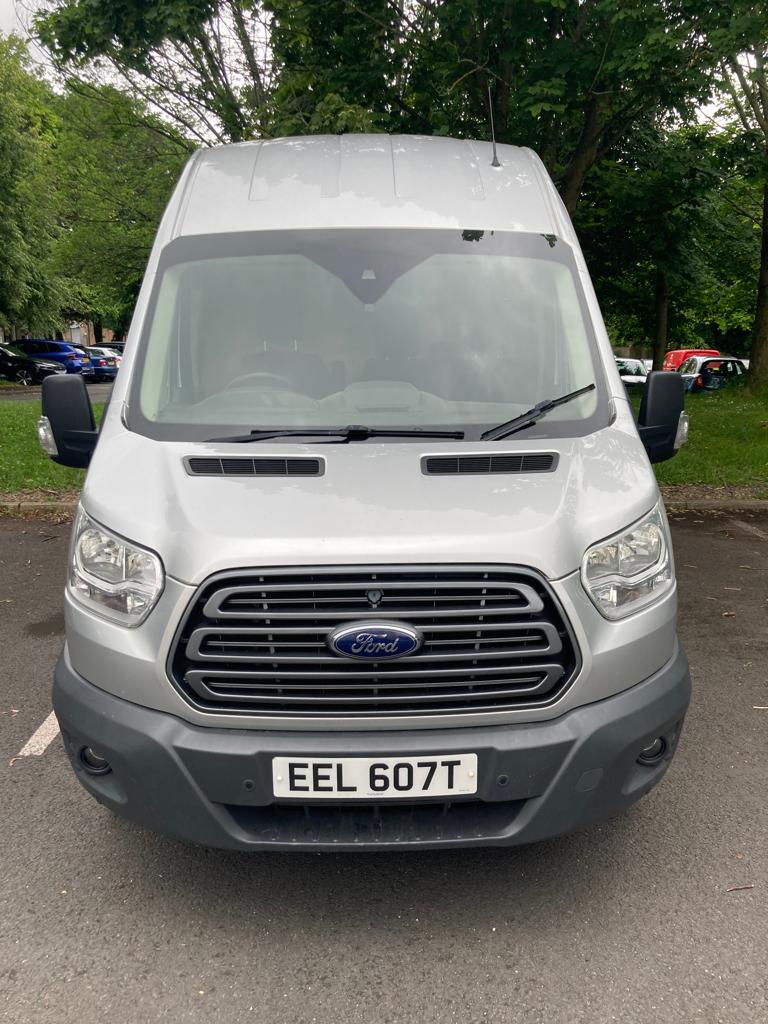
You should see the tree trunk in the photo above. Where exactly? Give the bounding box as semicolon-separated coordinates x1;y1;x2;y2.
652;269;668;371
559;96;605;215
93;318;103;345
748;179;768;391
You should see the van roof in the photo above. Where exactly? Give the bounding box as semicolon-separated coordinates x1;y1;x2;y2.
171;135;574;241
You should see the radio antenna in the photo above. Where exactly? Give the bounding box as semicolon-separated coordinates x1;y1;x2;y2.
487;84;501;167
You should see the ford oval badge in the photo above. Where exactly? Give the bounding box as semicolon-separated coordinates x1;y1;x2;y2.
328;621;422;661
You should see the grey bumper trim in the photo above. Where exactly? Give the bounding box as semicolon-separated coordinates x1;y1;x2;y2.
53;645;691;851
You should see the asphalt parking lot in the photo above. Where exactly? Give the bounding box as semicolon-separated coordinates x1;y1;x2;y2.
1;510;766;1023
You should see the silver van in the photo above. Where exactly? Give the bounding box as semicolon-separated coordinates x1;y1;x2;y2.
39;135;691;850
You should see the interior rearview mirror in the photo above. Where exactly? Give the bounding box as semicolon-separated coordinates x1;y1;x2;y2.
38;375;99;468
637;371;688;464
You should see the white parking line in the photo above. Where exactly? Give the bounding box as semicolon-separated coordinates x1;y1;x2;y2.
730;519;768;542
11;711;60;764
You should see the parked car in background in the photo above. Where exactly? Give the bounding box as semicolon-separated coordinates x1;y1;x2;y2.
0;343;66;386
71;347;96;379
615;357;648;390
678;355;747;393
89;346;123;367
85;347;119;380
14;339;93;375
662;347;719;372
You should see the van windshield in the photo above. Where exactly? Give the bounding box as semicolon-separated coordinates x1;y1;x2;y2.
130;229;608;442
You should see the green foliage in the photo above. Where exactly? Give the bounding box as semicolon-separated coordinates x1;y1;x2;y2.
265;0;401;136
0;36;60;332
653;390;768;489
36;0;219;64
7;1;768;376
0;400;103;493
48;85;190;333
579;123;760;355
0;35;189;338
714;32;768;388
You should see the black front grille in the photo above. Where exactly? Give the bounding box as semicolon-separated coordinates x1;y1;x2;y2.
169;566;579;717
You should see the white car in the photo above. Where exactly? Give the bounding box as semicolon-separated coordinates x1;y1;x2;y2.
615;357;648;388
678;355;747;392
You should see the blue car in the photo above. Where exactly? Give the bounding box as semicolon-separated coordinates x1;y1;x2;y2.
84;347;118;381
14;339;94;376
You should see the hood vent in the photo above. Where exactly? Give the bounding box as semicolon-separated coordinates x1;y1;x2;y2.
185;456;324;477
422;453;558;476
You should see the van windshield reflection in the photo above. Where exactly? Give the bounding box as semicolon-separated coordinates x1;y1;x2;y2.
129;228;607;442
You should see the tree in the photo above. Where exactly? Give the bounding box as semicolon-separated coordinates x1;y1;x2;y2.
0;33;190;340
719;39;768;389
36;0;273;143
36;1;744;210
0;34;60;335
27;0;768;371
48;84;190;337
577;124;752;365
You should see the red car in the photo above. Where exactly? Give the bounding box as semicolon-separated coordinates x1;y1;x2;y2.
662;347;719;372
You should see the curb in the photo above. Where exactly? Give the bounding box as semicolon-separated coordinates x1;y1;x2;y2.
662;498;768;511
660;485;768;510
0;500;78;515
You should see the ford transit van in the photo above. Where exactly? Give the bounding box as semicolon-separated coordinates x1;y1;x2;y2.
39;135;691;850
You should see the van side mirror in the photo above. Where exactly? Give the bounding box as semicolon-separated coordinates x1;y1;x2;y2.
637;371;688;464
38;375;98;468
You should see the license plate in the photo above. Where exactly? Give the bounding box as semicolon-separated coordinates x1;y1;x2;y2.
272;754;478;800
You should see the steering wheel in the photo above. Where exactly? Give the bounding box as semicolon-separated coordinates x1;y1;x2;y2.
225;372;297;391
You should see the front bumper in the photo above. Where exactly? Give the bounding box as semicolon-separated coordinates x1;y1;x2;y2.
54;645;691;851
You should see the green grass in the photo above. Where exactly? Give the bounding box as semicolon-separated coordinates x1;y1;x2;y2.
0;400;103;495
652;390;768;490
0;390;765;498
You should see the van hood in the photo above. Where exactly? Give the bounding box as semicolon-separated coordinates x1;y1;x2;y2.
83;403;658;585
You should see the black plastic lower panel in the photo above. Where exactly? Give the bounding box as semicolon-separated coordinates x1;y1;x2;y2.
225;799;526;845
53;645;691;851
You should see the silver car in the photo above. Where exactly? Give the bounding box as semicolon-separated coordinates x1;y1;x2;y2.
678;355;747;393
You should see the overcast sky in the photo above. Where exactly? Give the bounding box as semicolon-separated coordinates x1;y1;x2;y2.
0;0;41;39
0;0;17;34
0;0;22;34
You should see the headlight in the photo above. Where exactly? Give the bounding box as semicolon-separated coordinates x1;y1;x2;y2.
581;504;674;620
69;508;164;626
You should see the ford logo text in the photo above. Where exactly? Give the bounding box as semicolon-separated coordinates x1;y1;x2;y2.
328;621;422;661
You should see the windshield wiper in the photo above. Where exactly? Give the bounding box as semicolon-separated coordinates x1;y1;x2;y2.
205;424;465;443
480;383;596;441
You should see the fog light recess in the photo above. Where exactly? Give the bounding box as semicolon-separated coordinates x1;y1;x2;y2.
637;737;667;766
79;747;112;775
